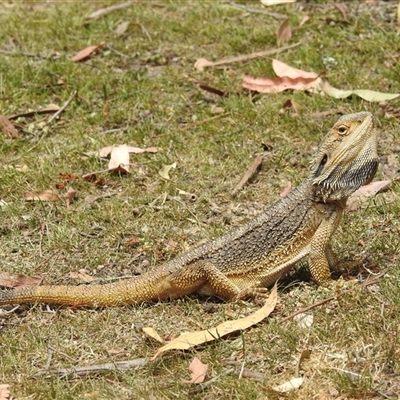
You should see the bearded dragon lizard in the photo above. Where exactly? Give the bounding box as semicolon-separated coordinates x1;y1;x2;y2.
0;112;379;307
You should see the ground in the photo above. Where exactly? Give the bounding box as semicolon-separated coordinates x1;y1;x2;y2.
0;1;399;399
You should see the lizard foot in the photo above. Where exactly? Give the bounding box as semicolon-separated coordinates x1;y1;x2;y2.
234;285;270;305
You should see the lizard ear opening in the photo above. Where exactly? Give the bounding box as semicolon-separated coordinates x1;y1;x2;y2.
314;154;327;177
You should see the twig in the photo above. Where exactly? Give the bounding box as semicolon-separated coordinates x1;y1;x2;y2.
47;90;77;124
195;42;302;70
105;44;130;59
0;49;54;59
100;127;128;134
279;272;387;324
227;1;287;19
0;305;20;318
179;113;228;132
88;1;134;19
33;358;148;379
137;22;152;42
232;154;266;196
45;342;53;370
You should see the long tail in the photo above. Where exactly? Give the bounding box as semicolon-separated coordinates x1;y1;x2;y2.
0;268;175;307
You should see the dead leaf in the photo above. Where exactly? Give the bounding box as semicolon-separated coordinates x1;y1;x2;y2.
108;144;130;173
280;182;292;197
272;59;318;79
25;190;61;202
350;181;391;198
71;42;105;62
99;145;158;157
332;3;348;23
69;269;96;283
0;116;20;138
272;377;303;392
0;273;41;289
8;104;60;120
142;327;164;344
243;74;319;93
321;81;400;102
64;187;77;208
151;284;277;360
115;20;130;35
184;357;208;384
277;19;291;46
0;385;10;400
293;313;313;328
158;162;177;180
346;180;391;212
299;15;310;27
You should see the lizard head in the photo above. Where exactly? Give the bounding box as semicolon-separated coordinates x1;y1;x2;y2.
311;111;379;202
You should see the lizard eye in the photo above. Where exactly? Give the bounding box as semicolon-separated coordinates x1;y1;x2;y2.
337;125;348;135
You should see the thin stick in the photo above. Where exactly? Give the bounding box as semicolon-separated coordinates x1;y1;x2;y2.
179;113;228;132
33;358;148;379
227;0;287;19
232;154;264;196
47;90;77;124
279;272;386;324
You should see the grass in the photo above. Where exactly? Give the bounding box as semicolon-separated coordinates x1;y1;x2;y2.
0;1;400;399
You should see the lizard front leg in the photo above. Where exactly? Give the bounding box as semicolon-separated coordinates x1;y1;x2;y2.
309;212;342;285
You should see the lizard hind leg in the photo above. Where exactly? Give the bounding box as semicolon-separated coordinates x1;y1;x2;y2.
172;261;268;302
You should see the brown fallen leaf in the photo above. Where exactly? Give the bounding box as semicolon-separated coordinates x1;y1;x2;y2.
71;42;105;62
332;3;348;23
346;180;391;212
232;154;264;196
272;377;303;393
277;19;291;46
69;269;96;283
0;385;10;400
243;74;319;94
280;182;292;197
272;59;318;79
0;116;20;138
184;357;208;384
108;144;130;173
64;187;77;208
350;180;391;198
151;284;277;360
8;104;60;120
25;190;61;202
0;273;41;289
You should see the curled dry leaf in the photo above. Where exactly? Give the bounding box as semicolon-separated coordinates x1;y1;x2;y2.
0;116;20;138
142;327;164;344
151;284;277;360
115;20;130;35
25;190;61;202
272;377;304;393
320;81;400;102
0;385;10;400
272;59;318;79
71;42;105;62
280;182;292;197
276;19;291;46
184;357;208;384
0;272;41;289
108;144;130;173
69;269;96;283
64;187;77;201
350;180;391;198
243;74;320;94
158;162;177;180
99;145;158;157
